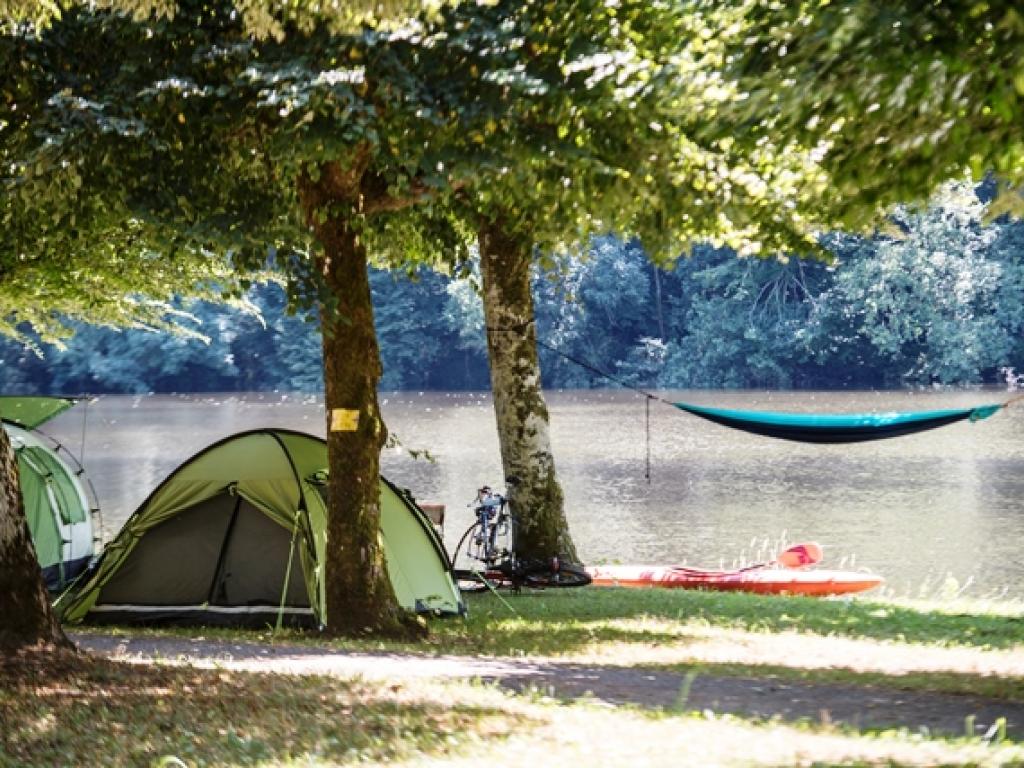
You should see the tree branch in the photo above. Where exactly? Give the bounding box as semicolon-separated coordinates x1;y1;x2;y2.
360;171;466;215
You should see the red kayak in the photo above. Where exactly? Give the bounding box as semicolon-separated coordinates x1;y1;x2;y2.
585;564;883;597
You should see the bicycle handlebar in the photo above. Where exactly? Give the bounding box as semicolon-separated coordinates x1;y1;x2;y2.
468;484;505;508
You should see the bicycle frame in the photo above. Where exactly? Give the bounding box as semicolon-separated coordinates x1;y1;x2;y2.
453;482;591;592
465;489;515;569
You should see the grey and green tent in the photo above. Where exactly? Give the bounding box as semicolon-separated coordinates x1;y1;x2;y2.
1;396;97;592
61;428;464;628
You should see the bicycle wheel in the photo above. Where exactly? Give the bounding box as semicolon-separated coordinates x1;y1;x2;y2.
454;521;486;564
523;561;593;589
453;522;501;593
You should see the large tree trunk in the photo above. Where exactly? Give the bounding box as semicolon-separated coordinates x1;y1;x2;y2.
478;215;580;564
299;162;420;638
0;426;70;653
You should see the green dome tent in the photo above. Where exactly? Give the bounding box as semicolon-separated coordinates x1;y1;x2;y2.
61;428;464;628
1;396;97;592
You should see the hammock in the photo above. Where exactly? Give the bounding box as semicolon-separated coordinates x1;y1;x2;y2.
673;402;1005;444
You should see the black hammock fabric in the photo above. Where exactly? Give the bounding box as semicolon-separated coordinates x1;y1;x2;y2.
673;402;1004;444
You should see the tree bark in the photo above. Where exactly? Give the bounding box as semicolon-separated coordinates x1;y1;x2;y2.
0;426;70;653
652;262;666;341
299;162;421;638
478;215;580;564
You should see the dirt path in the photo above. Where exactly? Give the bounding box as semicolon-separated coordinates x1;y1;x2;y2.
72;632;1024;739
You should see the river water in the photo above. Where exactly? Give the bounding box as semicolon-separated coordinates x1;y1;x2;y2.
42;389;1024;601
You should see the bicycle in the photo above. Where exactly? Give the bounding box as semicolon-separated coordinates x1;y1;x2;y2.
451;478;591;592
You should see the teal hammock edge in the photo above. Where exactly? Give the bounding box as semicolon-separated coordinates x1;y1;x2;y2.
673;402;1004;444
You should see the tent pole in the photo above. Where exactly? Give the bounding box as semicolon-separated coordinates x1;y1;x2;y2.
275;512;302;635
79;395;89;468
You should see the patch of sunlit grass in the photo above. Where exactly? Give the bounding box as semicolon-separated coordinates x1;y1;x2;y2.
423;587;1024;654
401;696;1024;768
883;592;1024;619
74;587;1024;656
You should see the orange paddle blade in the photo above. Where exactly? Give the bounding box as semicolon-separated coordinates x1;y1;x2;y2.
777;542;824;568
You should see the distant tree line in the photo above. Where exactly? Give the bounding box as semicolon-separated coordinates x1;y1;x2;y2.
4;191;1022;395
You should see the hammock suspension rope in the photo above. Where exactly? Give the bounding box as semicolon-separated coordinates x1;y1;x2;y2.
485;323;1018;475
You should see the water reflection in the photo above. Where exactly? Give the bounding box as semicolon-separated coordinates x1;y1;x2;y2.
41;389;1024;600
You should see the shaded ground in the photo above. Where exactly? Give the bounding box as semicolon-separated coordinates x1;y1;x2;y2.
72;631;1024;739
0;644;528;768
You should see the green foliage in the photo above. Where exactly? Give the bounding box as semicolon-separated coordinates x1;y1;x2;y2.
0;0;174;29
2;0;844;351
708;1;1024;227
8;2;1021;396
534;237;655;387
0;0;433;37
440;1;835;261
4;3;429;323
7;187;1024;394
5;1;703;311
816;190;1024;384
651;193;1024;388
654;251;828;389
0;6;266;344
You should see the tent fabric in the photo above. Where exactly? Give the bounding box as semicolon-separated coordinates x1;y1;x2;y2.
0;396;76;430
60;428;464;628
673;402;1003;444
20;455;62;569
5;423;95;591
378;478;462;615
18;445;87;524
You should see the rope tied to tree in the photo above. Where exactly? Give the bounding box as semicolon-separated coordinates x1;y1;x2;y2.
486;324;1022;480
487;323;666;482
485;323;673;405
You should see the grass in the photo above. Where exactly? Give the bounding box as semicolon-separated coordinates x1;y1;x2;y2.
650;661;1024;702
4;647;1024;768
424;588;1024;653
49;589;1024;766
83;588;1024;653
73;588;1024;703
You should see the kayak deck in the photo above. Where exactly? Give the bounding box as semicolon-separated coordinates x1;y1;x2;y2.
585;565;883;596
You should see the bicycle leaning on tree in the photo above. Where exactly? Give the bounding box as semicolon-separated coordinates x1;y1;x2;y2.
451;477;591;592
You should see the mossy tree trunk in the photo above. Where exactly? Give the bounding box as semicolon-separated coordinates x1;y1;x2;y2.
298;159;420;638
0;426;70;653
478;214;580;564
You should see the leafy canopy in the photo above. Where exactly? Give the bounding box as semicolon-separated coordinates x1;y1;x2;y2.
5;0;845;328
0;0;434;37
704;1;1024;225
440;1;835;262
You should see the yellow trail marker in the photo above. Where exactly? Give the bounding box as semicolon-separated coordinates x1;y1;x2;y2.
330;408;360;432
